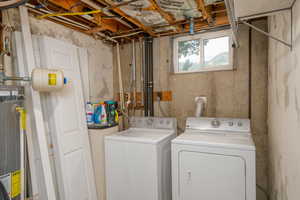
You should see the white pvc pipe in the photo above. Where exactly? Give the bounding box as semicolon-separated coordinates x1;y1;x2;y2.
195;97;205;117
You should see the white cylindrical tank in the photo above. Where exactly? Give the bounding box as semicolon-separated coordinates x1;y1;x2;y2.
31;68;65;92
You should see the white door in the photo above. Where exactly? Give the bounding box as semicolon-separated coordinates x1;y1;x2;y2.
179;151;246;200
37;36;97;200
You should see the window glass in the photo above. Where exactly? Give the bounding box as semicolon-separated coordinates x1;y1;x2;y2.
203;36;230;67
178;39;201;72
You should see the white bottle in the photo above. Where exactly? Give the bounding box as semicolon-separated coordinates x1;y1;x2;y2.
86;102;94;125
100;103;108;126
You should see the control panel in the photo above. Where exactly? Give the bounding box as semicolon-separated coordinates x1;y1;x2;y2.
129;117;177;130
186;117;251;133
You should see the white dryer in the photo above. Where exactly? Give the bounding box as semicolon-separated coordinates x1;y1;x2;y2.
105;117;177;200
172;117;256;200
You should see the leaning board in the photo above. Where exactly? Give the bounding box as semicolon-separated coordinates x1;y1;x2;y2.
36;36;97;200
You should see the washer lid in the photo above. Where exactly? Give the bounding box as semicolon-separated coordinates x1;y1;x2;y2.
105;128;175;144
172;132;255;151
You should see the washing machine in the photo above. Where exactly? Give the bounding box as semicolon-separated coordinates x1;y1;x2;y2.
105;117;177;200
172;117;256;200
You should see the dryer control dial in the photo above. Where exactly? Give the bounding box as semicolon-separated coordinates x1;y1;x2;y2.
211;119;221;128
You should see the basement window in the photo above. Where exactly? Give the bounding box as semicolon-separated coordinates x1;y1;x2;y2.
173;30;233;73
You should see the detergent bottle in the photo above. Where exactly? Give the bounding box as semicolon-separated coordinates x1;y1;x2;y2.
100;102;108;125
93;103;102;124
86;102;94;125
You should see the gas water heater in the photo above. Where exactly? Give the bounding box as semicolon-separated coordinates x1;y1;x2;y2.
0;85;24;200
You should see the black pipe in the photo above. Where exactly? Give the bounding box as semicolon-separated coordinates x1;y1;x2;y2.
143;37;154;116
248;21;252;119
148;38;154;116
144;39;149;116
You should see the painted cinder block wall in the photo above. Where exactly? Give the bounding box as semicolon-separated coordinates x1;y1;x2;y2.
268;2;300;200
113;20;269;200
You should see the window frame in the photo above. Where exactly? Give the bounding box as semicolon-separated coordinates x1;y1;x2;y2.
173;30;234;74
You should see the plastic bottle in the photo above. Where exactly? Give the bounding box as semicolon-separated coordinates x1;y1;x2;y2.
100;102;108;125
105;100;117;125
93;104;102;124
86;102;94;125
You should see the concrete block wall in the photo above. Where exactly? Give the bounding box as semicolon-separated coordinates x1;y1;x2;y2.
3;9;114;102
268;2;300;200
113;21;269;200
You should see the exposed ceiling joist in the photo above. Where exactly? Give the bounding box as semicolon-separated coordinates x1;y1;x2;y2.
183;14;228;32
80;0;133;28
29;0;229;41
96;0;156;36
47;0;128;33
148;0;181;32
196;0;213;24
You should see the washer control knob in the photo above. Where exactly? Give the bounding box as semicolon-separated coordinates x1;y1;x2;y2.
211;119;221;128
238;121;243;127
228;121;234;126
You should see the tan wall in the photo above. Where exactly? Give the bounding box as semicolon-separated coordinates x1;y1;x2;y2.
114;21;269;200
268;2;300;200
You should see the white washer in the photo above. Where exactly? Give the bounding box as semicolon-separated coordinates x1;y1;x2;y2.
105;117;177;200
172;117;256;200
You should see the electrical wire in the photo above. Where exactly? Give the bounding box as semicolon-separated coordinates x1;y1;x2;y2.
37;9;102;19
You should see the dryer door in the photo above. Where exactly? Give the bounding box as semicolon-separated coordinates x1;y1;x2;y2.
179;151;246;200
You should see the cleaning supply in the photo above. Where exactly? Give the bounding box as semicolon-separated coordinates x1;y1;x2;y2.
86;102;94;125
100;102;108;125
105;100;118;126
93;103;102;124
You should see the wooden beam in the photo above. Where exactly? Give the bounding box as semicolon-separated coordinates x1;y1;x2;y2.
148;0;181;32
48;0;83;11
155;15;229;37
85;24;116;33
80;0;133;28
47;0;126;33
90;15;119;32
19;6;57;200
96;0;156;36
184;15;228;31
196;0;213;24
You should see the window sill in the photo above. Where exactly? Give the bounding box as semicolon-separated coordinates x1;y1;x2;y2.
172;66;234;75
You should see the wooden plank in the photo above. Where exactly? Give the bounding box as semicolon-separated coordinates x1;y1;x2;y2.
87;18;119;33
81;0;133;28
117;91;172;102
19;6;57;200
184;15;229;32
148;0;181;32
47;0;126;33
13;31;40;200
156;15;229;37
97;0;156;36
196;0;213;24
